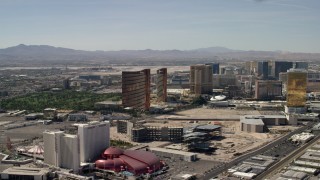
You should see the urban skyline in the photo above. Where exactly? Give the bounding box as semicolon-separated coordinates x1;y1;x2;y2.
1;0;320;179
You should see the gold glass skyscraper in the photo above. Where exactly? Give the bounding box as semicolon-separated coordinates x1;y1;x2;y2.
286;69;307;107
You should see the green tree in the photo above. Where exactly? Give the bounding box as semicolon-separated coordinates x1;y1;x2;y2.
192;95;207;105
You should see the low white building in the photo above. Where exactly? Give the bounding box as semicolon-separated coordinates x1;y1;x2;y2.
150;147;197;162
68;114;87;121
290;132;314;143
1;167;48;180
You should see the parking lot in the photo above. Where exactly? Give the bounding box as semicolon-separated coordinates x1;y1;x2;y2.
153;154;223;180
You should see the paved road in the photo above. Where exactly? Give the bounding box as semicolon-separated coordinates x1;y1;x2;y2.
201;123;314;180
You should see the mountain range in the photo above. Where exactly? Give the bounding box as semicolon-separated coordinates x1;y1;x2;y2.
0;44;319;66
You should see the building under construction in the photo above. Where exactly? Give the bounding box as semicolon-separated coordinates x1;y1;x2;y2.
116;120;134;135
131;126;184;142
122;69;151;110
183;124;222;151
116;119;184;143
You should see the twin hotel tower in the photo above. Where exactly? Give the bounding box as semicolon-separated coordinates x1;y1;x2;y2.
122;68;167;110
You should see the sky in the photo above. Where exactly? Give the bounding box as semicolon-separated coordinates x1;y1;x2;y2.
0;0;320;53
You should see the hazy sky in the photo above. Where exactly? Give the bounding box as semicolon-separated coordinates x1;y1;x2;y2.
1;0;320;52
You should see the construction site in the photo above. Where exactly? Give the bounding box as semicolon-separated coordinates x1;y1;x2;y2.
110;107;302;162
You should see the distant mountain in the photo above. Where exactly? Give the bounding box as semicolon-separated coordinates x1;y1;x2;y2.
0;44;92;57
0;44;319;66
2;44;77;54
0;44;104;65
191;46;242;53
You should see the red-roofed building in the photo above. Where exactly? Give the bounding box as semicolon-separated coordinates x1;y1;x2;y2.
102;147;124;159
95;147;164;175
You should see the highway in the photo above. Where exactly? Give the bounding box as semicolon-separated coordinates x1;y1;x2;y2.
201;122;314;180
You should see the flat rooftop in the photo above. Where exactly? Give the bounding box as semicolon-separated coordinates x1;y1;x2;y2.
240;118;265;125
150;147;197;156
95;100;122;105
312;123;320;130
2;167;48;176
190;124;221;130
300;151;320;162
242;115;286;119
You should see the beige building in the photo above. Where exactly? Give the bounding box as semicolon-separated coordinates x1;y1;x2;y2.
245;61;259;75
240;115;287;133
212;74;238;88
240;118;264;133
190;64;213;95
307;72;320;92
255;80;282;100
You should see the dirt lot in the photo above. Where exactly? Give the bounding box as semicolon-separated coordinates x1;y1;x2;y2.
150;108;296;162
201;121;300;162
110;126;136;144
1;108;299;165
138;119;300;163
4;122;74;140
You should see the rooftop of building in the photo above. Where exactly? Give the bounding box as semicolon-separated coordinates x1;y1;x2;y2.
63;133;78;138
282;170;308;179
1;167;49;176
95;100;122;105
287;68;308;73
190;124;221;130
73;121;109;127
144;122;183;128
171;172;196;179
150;147;197;156
56;109;74;113
183;132;208;138
25;113;43;116
68;113;87;116
240;118;265;125
96;147;163;175
43;108;57;111
43;130;64;135
312;123;320;130
241;115;286;119
290;133;315;142
104;147;124;155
